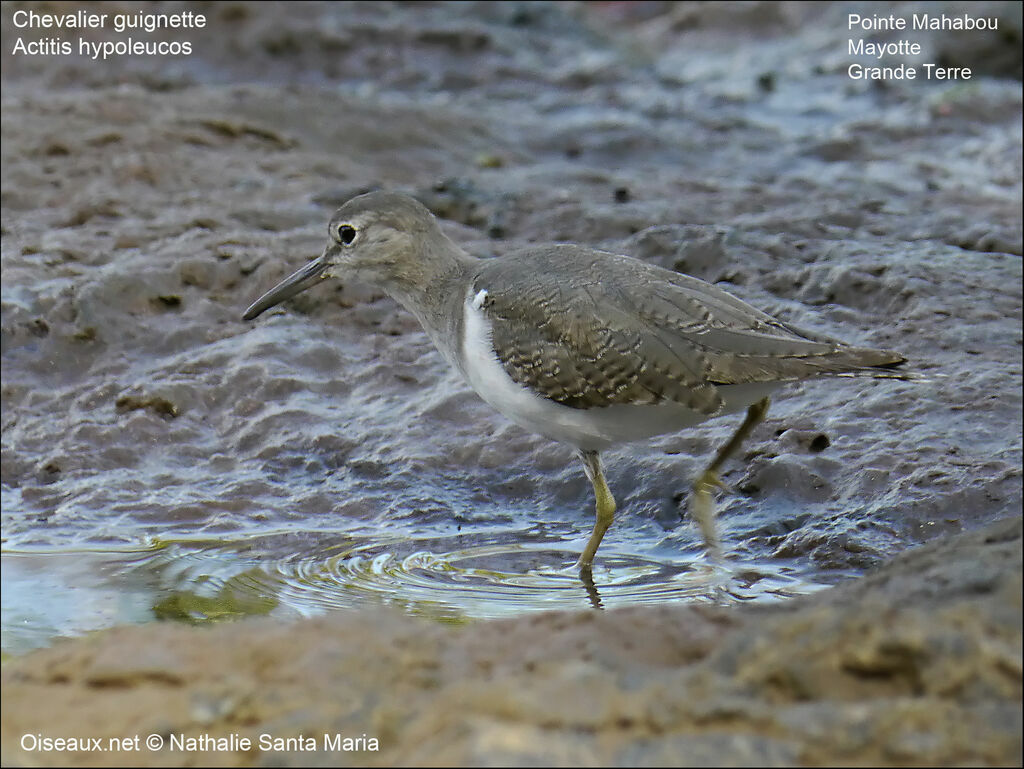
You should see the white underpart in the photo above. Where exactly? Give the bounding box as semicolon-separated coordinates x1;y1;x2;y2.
460;288;779;452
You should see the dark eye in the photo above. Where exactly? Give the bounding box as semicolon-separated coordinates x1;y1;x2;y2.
337;225;357;245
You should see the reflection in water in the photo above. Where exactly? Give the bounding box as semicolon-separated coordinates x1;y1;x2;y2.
579;565;603;610
2;551;157;655
2;522;834;655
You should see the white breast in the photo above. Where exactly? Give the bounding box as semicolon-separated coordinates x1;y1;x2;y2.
459;288;778;452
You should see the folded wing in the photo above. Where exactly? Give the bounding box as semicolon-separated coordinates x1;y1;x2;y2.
474;245;907;413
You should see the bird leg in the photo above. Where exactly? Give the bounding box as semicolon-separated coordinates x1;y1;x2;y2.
690;396;771;557
576;450;616;573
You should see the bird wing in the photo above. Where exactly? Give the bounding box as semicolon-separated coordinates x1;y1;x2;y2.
472;245;905;413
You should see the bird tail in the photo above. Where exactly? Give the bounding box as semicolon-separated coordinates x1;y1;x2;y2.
819;350;927;382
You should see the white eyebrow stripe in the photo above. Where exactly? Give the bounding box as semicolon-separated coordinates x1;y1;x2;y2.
472;289;489;310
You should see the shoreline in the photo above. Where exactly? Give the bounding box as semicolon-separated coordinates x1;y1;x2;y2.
3;516;1020;767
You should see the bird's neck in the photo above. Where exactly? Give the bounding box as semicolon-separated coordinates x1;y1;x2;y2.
383;236;479;366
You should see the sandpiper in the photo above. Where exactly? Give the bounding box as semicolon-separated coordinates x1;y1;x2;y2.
244;191;910;574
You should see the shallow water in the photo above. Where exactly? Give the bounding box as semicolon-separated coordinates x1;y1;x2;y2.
2;512;838;655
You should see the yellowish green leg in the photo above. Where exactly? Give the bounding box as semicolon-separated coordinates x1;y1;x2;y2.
691;396;771;557
576;450;616;572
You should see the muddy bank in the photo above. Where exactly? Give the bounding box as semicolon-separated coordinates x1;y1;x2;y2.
2;516;1020;767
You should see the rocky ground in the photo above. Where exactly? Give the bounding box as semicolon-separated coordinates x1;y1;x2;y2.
2;1;1022;765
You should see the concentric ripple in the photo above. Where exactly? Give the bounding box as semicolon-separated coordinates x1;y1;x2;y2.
3;522;832;652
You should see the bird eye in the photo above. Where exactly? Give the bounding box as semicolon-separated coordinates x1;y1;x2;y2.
336;224;357;245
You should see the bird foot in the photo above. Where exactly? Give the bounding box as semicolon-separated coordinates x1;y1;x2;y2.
690;469;726;558
694;469;729;494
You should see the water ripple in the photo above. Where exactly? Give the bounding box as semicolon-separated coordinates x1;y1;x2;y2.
2;525;831;653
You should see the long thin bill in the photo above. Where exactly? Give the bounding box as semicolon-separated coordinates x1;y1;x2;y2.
243;253;330;321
